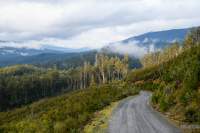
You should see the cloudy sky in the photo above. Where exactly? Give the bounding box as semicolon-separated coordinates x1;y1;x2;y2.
0;0;200;49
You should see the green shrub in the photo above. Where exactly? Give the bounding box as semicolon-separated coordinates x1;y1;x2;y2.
184;107;199;123
151;94;160;104
54;121;67;133
159;97;170;112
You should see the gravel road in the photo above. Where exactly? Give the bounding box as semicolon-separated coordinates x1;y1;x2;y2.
108;91;182;133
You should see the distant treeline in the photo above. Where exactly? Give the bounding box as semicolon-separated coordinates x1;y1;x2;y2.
0;50;141;69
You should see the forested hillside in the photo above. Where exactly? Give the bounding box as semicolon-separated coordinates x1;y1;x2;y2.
0;81;139;132
0;54;129;111
127;27;200;124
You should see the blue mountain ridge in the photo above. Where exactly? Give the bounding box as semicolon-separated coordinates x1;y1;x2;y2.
121;28;190;48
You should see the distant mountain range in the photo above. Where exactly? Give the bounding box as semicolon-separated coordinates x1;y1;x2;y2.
103;28;190;56
41;44;91;53
0;27;193;67
0;47;61;57
0;45;91;56
0;42;93;68
122;28;189;48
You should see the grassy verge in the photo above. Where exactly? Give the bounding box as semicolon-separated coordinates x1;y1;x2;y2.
83;102;119;133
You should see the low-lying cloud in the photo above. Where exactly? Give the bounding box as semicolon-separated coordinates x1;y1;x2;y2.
107;41;156;58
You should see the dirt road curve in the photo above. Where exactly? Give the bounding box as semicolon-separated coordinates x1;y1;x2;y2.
108;91;182;133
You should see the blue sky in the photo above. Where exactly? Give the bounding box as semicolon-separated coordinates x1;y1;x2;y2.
0;0;200;49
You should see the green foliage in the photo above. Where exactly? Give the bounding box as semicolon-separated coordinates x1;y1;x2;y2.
0;66;72;111
0;81;139;132
126;65;160;82
159;97;168;111
184;26;200;49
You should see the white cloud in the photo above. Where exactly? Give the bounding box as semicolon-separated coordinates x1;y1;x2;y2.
0;0;199;48
108;42;148;58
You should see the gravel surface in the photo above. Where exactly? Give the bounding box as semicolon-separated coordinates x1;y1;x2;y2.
108;91;182;133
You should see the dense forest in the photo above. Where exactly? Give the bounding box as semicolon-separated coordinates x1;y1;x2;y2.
0;54;129;111
0;27;199;132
